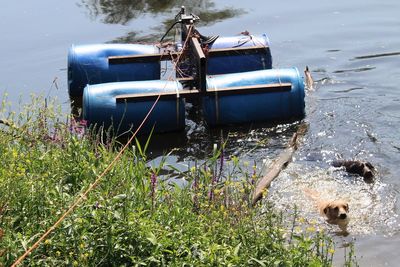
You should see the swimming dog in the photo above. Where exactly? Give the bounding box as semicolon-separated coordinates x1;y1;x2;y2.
304;188;350;233
332;160;375;183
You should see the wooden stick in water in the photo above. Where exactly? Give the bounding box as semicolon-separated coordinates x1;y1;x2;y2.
304;66;314;90
252;124;308;206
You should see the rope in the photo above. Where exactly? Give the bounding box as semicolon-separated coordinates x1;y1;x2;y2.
208;78;220;124
276;68;282;86
175;79;181;127
12;25;194;267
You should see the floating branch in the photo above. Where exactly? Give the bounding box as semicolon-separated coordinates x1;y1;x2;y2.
252;123;308;206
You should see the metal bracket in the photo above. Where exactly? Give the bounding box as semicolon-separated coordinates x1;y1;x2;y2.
107;7;274;99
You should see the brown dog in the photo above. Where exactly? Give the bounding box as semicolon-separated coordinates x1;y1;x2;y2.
332;160;375;183
304;188;350;233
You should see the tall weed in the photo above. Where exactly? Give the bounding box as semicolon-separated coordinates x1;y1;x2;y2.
0;96;356;266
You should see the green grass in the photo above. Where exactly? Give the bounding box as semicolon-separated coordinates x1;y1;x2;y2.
0;96;357;266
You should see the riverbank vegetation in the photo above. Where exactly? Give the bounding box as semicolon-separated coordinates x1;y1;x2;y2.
0;96;357;266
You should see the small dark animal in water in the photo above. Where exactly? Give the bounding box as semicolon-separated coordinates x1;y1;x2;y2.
332;160;375;183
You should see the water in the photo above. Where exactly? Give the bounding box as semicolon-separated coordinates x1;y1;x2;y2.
1;0;400;265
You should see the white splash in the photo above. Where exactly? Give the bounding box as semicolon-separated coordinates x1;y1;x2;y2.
266;163;398;236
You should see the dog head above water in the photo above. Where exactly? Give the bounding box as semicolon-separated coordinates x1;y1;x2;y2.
332;160;375;183
320;200;350;231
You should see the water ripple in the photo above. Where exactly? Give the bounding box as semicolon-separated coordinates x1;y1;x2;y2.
333;87;364;93
333;67;376;73
351;51;400;60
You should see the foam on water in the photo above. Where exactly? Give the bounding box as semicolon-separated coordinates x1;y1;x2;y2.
266;162;398;236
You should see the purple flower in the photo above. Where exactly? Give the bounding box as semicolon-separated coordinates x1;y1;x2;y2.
79;120;88;127
217;148;224;183
150;172;157;207
69;118;87;137
251;167;256;185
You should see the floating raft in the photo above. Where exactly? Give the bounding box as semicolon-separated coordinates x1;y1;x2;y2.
67;8;305;134
83;68;304;134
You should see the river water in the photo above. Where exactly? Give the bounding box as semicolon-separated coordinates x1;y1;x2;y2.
1;0;400;266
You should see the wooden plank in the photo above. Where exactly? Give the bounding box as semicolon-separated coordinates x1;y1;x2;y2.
176;77;194;82
190;37;207;91
108;53;176;64
206;82;292;95
115;82;291;102
108;46;269;64
208;46;269;57
115;89;200;102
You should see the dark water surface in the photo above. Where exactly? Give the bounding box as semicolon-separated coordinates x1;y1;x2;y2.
1;0;400;265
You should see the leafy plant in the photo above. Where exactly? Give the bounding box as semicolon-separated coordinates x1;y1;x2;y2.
0;96;356;266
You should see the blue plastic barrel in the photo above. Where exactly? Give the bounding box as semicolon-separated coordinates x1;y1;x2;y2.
203;68;305;126
207;34;272;75
68;44;161;97
83;80;185;134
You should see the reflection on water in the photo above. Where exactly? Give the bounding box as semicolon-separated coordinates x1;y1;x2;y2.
79;0;244;42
